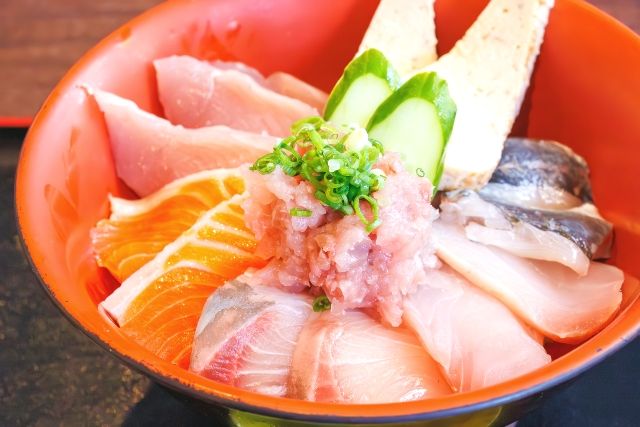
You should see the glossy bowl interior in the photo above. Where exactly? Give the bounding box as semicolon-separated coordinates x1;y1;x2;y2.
15;0;640;424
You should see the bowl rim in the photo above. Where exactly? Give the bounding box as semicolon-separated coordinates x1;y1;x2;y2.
15;0;640;423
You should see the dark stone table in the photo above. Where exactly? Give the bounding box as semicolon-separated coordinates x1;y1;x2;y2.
1;128;638;426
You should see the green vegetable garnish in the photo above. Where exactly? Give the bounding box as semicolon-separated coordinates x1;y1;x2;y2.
250;117;385;232
312;295;331;312
367;72;457;188
324;48;400;128
290;208;312;217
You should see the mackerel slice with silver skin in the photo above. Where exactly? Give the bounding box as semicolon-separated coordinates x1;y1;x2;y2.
440;191;610;275
482;137;595;209
440;138;613;275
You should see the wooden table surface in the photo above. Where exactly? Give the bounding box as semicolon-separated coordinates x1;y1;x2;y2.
0;0;638;120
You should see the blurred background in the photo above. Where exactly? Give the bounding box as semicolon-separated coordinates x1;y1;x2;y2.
0;1;639;426
1;0;638;121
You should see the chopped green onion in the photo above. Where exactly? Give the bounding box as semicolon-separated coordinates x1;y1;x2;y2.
290;208;312;217
353;194;381;232
312;295;331;312
250;117;385;232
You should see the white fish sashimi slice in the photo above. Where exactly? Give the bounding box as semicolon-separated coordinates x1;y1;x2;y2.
93;90;276;197
433;222;623;343
421;0;555;189
288;311;451;403
190;281;313;397
154;56;318;136
404;267;550;392
465;221;590;276
358;0;437;76
265;72;328;112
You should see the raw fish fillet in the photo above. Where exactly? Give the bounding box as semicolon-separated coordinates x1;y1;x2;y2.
404;267;550;392
92;168;245;282
433;222;624;343
358;0;437;75
100;195;265;367
439;138;613;275
288;310;451;403
154;56;318;136
93;90;276;196
441;190;594;275
189;60;328;111
418;0;555;189
265;72;328;112
191;281;312;397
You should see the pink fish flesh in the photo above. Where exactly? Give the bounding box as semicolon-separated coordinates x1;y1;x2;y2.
288;310;451;403
404;267;550;391
241;154;440;326
154;56;318;136
93;90;276;196
433;222;623;343
190;280;313;397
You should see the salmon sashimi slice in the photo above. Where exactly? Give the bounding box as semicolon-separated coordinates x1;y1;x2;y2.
91;168;246;282
433;222;624;343
154;56;318;137
191;280;313;397
100;194;265;367
265;72;328;112
404;267;550;392
93;89;276;196
288;310;451;403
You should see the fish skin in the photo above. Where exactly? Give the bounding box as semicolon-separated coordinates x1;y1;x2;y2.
489;201;613;260
93;89;276;197
191;281;313;397
440;190;607;274
154;55;318;137
488;138;593;205
440;138;614;268
288;310;451;403
404;267;551;392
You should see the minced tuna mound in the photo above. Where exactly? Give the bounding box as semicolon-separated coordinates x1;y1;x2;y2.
241;153;440;326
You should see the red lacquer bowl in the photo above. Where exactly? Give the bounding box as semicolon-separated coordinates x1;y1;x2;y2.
15;0;640;425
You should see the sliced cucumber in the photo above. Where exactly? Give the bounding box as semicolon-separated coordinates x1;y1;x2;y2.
324;48;400;128
367;72;456;187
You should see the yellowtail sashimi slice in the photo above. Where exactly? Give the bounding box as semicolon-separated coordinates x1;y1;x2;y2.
288;310;451;403
404;267;550;392
191;281;313;397
359;0;437;76
92;168;245;282
100;194;265;368
433;222;623;343
154;56;318;137
93;89;276;196
421;0;555;189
